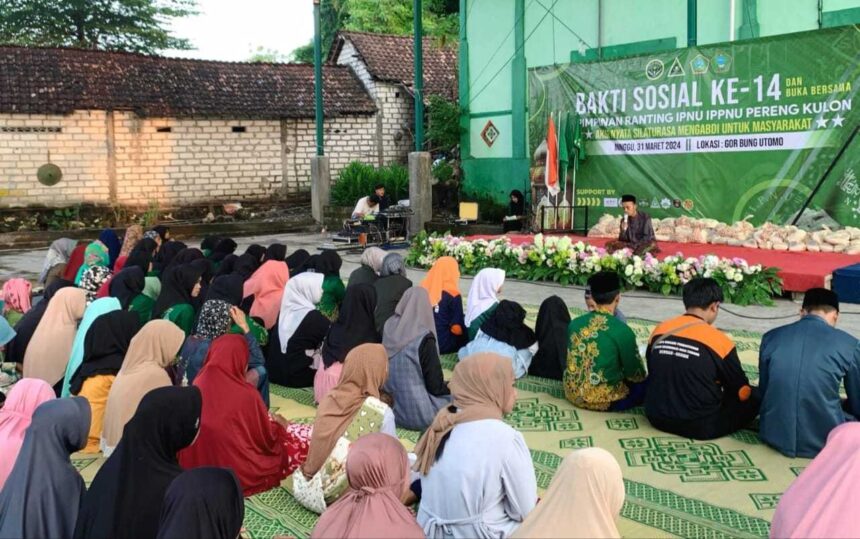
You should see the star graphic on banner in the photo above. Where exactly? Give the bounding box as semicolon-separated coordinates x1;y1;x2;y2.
832;114;845;127
816;117;828;129
585;130;593;139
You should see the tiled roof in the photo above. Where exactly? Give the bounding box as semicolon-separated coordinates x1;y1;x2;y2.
331;31;458;102
0;46;376;118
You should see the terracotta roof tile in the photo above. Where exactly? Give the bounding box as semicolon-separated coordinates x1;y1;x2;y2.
333;31;458;102
0;46;376;118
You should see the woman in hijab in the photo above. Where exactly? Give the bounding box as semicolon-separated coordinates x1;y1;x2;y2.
232;253;261;280
211;238;238;264
243;255;289;330
79;265;113;304
100;320;186;456
420;256;466;354
60;296;121;398
312;250;345;320
4;279;74;368
61;241;88;282
153;241;187;275
348;246;387;288
165;247;204;271
74;240;110;285
39;238;78;286
113;225;144;272
152;225;171;243
382;287;450;431
311;433;424;539
0;379;55;490
770;423;860;538
264;243;287;262
23;287;88;391
268;273;329;388
511;448;624;539
373;253;412;332
199;236;222;258
317;283;379;403
156;468;244;539
285;249;310;276
152;264;205;336
2;278;31;327
528;295;572;380
69;311;142;453
110;266;151;324
503;190;526;233
459;299;537;379
465;268;506;340
99;228;122;269
0;398;90;539
180;334;297;495
75;386;202;539
245;244;266;263
416;353;536;538
212;254;238;279
286;344;395;514
0;317;13;365
179;300;269;405
126;237;157;274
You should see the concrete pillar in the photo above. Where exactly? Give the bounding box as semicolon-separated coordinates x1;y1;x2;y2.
311;155;331;225
105;110;117;203
408;151;432;235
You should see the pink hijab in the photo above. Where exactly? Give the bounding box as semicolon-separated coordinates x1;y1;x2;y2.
0;379;56;489
2;278;32;314
771;422;860;538
243;260;289;330
310;433;424;539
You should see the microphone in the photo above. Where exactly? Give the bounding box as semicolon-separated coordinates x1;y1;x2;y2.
622;214;629;228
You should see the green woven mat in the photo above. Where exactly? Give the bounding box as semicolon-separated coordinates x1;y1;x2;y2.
71;308;808;538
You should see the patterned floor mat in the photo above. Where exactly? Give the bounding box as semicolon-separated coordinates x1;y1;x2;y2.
71;308;808;538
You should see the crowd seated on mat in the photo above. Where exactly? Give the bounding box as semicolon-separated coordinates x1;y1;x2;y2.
1;232;860;539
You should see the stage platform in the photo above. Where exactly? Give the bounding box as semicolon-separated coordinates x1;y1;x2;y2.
467;234;860;292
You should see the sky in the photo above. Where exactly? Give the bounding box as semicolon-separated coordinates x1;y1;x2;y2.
161;0;313;62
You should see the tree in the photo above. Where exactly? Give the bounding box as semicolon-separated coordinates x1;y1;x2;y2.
0;0;198;54
290;0;458;63
248;46;289;63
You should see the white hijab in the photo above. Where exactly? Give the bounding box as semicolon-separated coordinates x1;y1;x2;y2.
512;448;624;539
464;268;505;326
278;272;325;353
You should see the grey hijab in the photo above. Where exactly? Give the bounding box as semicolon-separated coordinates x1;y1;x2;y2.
360;247;388;274
40;238;78;284
380;253;407;277
0;397;90;539
382;287;437;357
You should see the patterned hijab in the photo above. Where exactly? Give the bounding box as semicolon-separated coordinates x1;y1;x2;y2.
74;241;110;285
2;278;32;314
195;300;233;340
78;265;113;304
119;225;144;258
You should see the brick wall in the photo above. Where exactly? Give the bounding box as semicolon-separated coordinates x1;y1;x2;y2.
0;110;378;208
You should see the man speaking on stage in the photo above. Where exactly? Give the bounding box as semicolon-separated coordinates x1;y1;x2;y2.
606;194;659;255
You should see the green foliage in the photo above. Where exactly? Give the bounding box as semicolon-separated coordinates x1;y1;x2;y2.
47;206;80;230
427;95;461;153
247;46;289;63
290;0;458;62
141;200;160;228
432;161;454;183
330;161;409;206
0;0;198;54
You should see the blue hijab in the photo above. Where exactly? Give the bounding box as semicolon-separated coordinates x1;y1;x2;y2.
0;316;15;347
99;229;122;270
60;297;120;398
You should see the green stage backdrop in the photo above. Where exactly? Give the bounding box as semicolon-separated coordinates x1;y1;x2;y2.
528;26;860;226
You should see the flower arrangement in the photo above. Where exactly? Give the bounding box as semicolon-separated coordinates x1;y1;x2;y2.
407;232;783;306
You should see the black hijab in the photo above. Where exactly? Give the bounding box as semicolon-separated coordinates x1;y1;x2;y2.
109;267;146;309
264;243;287;262
285;249;310;275
481;299;536;350
151;264;205;319
69;311;141;395
244;244;266;263
509;190;525;216
126;238;157;273
311;250;342;276
211;238;238;263
200;236;222;253
205;274;244;306
5;279;74;364
232;253;259;280
73;386;202;539
322;283;379;367
213;254;238;278
529;296;571;380
154;241;187;274
165;248;203;271
156;468;244;539
152;225;170;242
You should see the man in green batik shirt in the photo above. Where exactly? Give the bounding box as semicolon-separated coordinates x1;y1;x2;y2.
565;271;647;411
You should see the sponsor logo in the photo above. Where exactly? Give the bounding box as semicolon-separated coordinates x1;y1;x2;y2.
712;50;732;73
690;54;710;75
480;120;499;147
604;197;620;208
645;58;665;80
683;199;695;210
673;199;682;208
660;198;672;209
668;57;685;77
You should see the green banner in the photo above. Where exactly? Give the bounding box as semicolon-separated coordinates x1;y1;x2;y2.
528;26;860;227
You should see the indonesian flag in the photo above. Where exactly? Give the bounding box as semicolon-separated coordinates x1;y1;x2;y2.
545;113;560;196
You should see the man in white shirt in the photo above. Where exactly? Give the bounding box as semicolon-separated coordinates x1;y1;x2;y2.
352;194;381;219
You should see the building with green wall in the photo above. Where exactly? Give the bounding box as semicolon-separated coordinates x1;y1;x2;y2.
459;0;860;204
